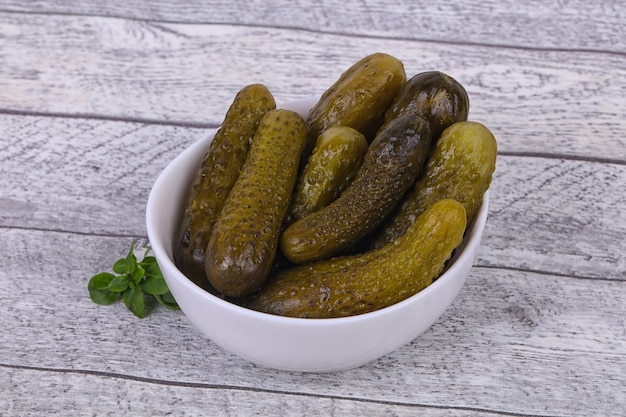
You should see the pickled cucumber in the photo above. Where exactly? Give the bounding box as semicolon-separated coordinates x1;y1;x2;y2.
381;71;469;140
174;84;275;287
247;199;467;318
280;113;432;265
306;53;406;151
372;121;497;248
285;126;368;225
205;109;307;298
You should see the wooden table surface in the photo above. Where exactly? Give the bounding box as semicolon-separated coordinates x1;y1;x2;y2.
1;1;625;415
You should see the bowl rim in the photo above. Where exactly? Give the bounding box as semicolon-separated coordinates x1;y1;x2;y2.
146;98;489;326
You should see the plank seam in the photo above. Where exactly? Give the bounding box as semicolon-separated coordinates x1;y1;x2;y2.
0;226;624;283
0;362;561;417
0;225;147;240
474;264;626;283
497;151;626;166
1;111;624;166
1;8;625;58
0;108;218;129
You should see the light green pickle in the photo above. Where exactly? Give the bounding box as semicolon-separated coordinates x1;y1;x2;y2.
285;126;368;225
247;199;467;318
306;52;407;153
372;121;497;248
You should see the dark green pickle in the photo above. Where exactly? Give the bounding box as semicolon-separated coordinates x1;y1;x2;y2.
206;109;307;298
280;113;432;265
248;199;467;318
381;71;469;140
174;84;276;288
371;121;497;248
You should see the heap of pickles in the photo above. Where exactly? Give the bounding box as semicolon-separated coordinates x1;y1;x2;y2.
174;53;497;319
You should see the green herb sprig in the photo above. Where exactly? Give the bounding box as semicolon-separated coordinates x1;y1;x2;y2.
88;241;179;318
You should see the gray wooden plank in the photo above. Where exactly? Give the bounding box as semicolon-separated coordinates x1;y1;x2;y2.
2;0;624;53
0;14;624;163
2;116;625;280
483;156;626;280
0;367;504;417
1;4;625;416
0;230;624;416
2;115;625;280
0;115;206;235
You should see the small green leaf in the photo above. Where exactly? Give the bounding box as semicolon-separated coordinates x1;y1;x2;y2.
123;285;133;309
123;283;146;318
112;258;128;275
140;255;158;271
130;267;145;284
90;288;121;305
88;272;116;290
88;273;121;305
142;276;169;295
132;293;145;318
142;262;162;281
107;275;129;292
126;254;137;274
88;242;177;318
113;241;138;275
154;292;180;310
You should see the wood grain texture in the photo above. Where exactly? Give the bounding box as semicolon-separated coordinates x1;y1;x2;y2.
2;116;624;280
0;13;624;163
484;156;626;280
0;230;624;416
1;1;625;415
0;367;516;417
3;0;625;53
0;115;206;235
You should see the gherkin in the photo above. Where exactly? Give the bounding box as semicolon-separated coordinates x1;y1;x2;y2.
280;113;432;265
248;199;467;318
206;109;307;298
380;70;469;141
371;121;497;249
306;52;406;153
285;126;368;226
174;84;275;288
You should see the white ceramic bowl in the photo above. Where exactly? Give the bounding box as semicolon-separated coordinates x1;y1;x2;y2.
146;97;489;373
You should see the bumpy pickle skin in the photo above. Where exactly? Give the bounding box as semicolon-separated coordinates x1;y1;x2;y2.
280;113;432;265
205;109;307;298
285;126;368;225
381;71;469;140
247;199;467;318
371;121;497;249
305;52;406;152
174;84;275;288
